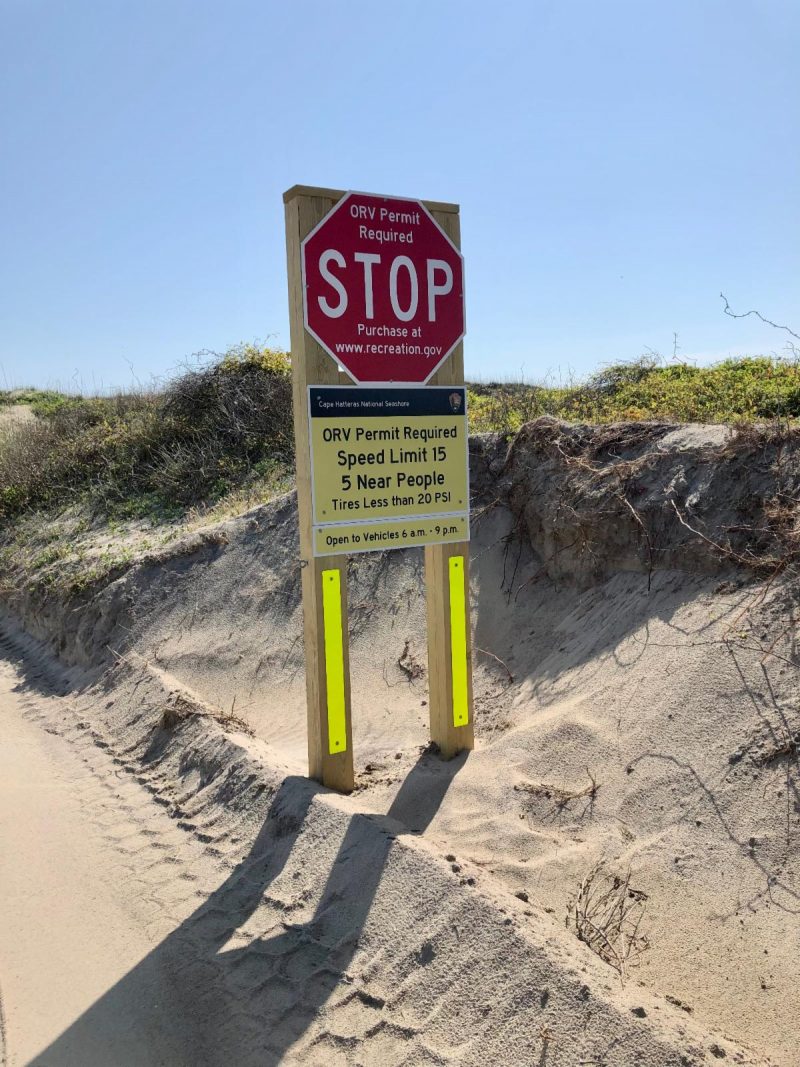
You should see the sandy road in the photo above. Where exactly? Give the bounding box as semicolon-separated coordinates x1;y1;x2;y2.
0;623;774;1067
0;644;228;1066
0;634;410;1067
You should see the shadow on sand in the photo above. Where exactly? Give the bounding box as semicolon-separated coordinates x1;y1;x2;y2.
28;750;468;1066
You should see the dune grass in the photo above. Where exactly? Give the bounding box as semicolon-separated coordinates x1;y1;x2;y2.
467;355;800;434
3;349;800;528
0;344;294;523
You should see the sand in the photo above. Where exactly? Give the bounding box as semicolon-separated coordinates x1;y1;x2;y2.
0;648;213;1065
1;420;797;1065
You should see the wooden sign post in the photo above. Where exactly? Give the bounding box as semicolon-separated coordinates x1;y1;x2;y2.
284;185;474;792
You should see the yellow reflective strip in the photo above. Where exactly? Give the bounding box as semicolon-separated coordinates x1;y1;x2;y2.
321;568;347;755
448;555;469;728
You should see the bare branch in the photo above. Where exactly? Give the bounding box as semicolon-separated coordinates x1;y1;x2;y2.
568;862;649;983
670;498;779;570
475;645;514;683
720;292;800;342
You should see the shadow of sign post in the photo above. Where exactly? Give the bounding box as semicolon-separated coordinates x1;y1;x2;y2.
29;749;468;1066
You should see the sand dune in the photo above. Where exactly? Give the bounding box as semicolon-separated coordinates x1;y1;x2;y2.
2;422;797;1064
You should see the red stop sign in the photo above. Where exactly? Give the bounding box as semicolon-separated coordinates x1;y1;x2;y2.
301;191;465;384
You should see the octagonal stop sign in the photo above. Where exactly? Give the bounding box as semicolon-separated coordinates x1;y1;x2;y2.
301;191;465;384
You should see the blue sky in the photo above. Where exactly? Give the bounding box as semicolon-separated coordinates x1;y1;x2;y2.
1;0;798;391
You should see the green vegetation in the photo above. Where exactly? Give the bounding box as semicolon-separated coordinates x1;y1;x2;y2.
0;344;294;523
0;387;67;415
3;350;800;531
467;355;800;434
3;347;800;601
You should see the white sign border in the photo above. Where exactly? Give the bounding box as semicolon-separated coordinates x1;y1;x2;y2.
300;190;466;386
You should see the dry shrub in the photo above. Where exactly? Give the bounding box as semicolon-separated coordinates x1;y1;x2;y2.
0;344;294;521
155;345;293;501
160;692;252;735
568;862;649;981
0;416;66;514
515;768;600;818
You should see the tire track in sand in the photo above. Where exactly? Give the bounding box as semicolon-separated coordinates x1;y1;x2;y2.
0;630;450;1066
0;632;243;1065
0;627;763;1067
